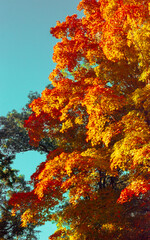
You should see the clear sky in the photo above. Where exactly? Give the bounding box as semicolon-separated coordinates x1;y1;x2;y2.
0;0;82;239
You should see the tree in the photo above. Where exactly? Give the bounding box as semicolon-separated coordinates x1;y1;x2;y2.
0;88;55;239
0;90;55;156
0;153;39;239
9;0;150;239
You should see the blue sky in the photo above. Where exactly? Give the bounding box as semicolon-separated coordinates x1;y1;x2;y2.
0;0;83;116
0;0;82;239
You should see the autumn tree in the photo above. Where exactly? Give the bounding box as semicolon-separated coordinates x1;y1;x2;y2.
10;0;150;239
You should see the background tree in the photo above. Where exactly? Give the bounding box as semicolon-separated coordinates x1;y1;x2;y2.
9;0;150;239
0;88;55;156
0;153;40;240
0;86;55;239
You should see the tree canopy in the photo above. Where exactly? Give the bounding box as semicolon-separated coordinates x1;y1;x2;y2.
9;0;150;239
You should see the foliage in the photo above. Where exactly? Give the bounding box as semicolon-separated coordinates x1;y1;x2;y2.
0;90;55;156
0;88;55;239
0;153;39;239
9;0;150;239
